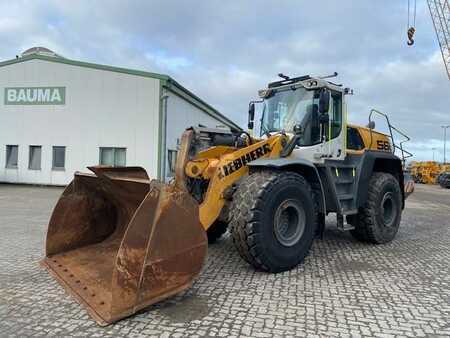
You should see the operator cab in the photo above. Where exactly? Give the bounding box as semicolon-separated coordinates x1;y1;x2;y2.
248;74;349;162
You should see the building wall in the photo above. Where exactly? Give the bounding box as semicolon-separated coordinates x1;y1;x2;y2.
0;59;160;185
164;90;229;178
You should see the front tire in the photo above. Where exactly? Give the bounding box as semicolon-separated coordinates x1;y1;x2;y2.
229;171;317;272
350;172;402;244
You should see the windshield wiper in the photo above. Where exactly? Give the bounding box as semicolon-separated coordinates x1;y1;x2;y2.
261;122;271;137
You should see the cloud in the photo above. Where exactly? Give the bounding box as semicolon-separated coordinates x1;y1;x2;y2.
1;0;449;161
144;50;192;72
407;138;448;163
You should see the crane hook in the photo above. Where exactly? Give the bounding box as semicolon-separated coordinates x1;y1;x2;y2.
407;27;415;46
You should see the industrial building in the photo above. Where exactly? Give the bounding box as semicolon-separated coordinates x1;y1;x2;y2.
0;47;240;185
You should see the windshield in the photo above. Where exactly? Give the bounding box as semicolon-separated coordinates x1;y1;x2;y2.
261;87;321;146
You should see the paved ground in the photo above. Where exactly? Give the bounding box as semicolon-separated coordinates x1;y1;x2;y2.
0;183;449;337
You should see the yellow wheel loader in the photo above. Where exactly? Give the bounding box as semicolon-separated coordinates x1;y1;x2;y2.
411;161;442;184
42;74;411;325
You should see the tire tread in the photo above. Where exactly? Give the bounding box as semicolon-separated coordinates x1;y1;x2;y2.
229;170;317;272
350;172;402;244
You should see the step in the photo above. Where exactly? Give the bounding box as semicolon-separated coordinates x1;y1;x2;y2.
332;164;356;169
341;209;358;216
337;223;355;231
332;167;357;179
337;193;354;201
335;178;354;184
336;213;355;231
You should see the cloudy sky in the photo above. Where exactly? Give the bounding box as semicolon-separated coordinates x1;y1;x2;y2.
1;0;449;161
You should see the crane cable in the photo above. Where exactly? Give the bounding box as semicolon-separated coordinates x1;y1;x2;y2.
407;0;417;45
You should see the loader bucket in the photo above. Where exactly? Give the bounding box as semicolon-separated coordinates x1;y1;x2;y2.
41;166;207;326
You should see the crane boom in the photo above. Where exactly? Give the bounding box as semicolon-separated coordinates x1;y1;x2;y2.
427;0;450;79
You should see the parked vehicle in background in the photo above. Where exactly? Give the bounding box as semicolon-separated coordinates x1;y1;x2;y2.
438;172;450;188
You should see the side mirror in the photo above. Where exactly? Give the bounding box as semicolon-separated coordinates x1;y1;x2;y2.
293;124;303;135
319;88;331;114
248;103;255;130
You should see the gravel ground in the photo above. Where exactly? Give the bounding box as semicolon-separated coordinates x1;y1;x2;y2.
0;183;449;337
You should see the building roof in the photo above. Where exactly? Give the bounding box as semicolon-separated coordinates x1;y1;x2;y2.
21;47;63;58
0;52;241;131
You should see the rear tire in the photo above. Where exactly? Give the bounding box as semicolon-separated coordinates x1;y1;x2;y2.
229;171;317;272
350;172;402;244
207;220;228;244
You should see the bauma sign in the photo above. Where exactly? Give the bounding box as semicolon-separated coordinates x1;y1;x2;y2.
4;87;66;105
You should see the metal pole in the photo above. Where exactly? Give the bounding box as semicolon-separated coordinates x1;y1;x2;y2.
432;147;436;161
442;125;450;164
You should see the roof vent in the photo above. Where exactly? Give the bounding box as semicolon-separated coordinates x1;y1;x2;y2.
21;47;63;58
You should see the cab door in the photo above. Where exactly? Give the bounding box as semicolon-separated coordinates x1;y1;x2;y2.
319;90;346;161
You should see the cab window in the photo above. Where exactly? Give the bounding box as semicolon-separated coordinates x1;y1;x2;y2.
330;92;342;139
323;92;343;141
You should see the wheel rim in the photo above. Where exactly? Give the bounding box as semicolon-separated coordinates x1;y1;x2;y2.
273;199;306;247
381;192;397;227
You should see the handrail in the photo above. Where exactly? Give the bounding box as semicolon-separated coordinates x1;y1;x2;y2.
369;109;413;166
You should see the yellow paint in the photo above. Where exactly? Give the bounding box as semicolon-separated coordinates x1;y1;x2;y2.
185;146;238;179
186;123;393;230
185;159;210;178
350;124;391;152
194;135;286;229
410;161;443;184
195;146;236;159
